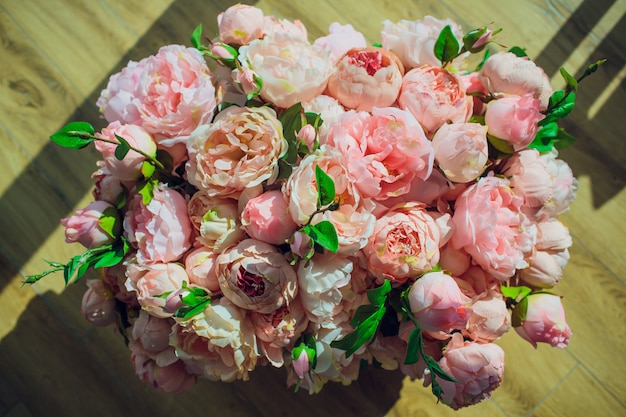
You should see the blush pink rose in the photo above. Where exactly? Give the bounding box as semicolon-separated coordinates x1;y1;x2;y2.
186;106;287;198
125;262;189;318
95;121;157;182
183;246;221;294
97;45;217;146
217;4;265;45
61;200;119;249
399;66;473;135
241;190;298;245
81;279;117;327
216;239;297;314
479;52;553;107
187;192;245;251
381;16;465;70
313;23;367;64
91;164;126;204
485;94;545;150
408;271;473;333
436;333;505;409
538;149;578;220
123;184;193;264
327;47;404;112
238;33;332;108
464;291;511;343
325;107;433;200
501;148;552;214
365;203;451;284
451;175;536;281
432;122;489;183
515;293;572;348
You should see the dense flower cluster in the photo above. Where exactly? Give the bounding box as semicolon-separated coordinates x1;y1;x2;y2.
50;5;580;410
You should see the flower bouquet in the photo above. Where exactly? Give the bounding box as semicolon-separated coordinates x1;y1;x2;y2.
26;4;603;409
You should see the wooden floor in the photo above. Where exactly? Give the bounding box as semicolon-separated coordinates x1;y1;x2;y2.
0;0;624;416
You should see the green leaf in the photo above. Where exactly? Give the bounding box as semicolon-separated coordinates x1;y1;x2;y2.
404;328;421;365
114;134;131;160
560;67;578;92
553;128;577;150
315;165;336;207
137;179;157;205
508;46;528;57
434;25;460;65
98;206;121;239
330;306;386;357
304;221;339;253
529;122;559;153
350;304;379;328
176;299;211;319
141;160;156;179
190;24;203;49
474;48;491;72
93;247;122;269
50;122;94;149
487;134;515;154
511;295;529;327
541;90;576;125
367;279;392;306
500;284;532;302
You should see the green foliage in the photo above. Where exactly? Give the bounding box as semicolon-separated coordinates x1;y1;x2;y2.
434;25;460;66
303;221;338;253
541;90;576;126
114;134;131;160
174;284;212;319
315;165;335;207
50;122;94;149
508;46;528;57
98;206;121;239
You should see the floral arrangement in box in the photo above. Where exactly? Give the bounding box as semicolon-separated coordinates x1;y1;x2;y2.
26;4;604;409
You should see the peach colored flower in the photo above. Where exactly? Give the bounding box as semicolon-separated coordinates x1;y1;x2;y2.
464;291;511;343
81;279;117;327
313;22;367;64
325;107;433;200
302;94;346;139
216;239;297;314
183;246;221;294
451;175;536;281
61;200;118;249
186;106;287;198
327;47;404;112
187;191;245;251
399;66;473;135
538;149;578;220
125;262;189;318
515;293;571;348
123;184;193;264
241;190;298;245
501;148;552;213
436;333;505;409
365;203;452;284
485;94;545;150
97;45;217;146
262;16;308;41
217;4;265;45
432;122;489;183
238;33;332;108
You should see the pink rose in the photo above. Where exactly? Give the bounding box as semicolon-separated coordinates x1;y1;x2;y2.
538;149;578;220
97;45;217;146
325;107;433;200
459;71;489;115
327;47;404;112
123;184;193;264
399;66;473;135
186;106;287;198
479;52;553;107
451;175;536;281
61;200;119;249
131;309;173;354
365;203;451;284
125;262;189;318
432;122;489;183
436;333;505;409
187;192;245;251
95;121;157;182
183;246;221;294
217;4;264;45
464;291;511;343
282;146;376;254
408;271;473;333
313;22;367;64
216;239;297;314
91;164;126;204
100;263;139;306
81;279;117;327
241;190;298;245
381;17;465;70
515;293;572;348
485;94;545;150
238;33;332;108
501;148;552;213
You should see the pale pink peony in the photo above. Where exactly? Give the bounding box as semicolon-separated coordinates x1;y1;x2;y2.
95;121;157;182
61;200;119;249
439;244;471;277
302;94;346;140
365;203;451;284
187;192;245;251
451;175;536;281
97;45;217;145
170;298;259;382
313;23;368;64
515;293;572;348
501;148;553;213
408;271;473;333
381;16;465;70
125;262;189;318
325;107;433;200
399;66;473;135
538;149;578;220
81;279;117;327
464;291;511;343
100;263;139;307
431;122;489;183
485;94;545;150
479;52;553;107
216;239;297;314
183;246;221;294
436;333;505;409
241;190;298;245
459;71;489;115
283;146;376;254
185;106;287;198
327;47;404;112
238;33;332;108
262;16;308;41
91;163;126;204
123;184;193;264
217;4;265;45
131;309;174;354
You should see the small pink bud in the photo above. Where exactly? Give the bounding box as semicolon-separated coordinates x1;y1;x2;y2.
292;348;310;378
298;124;317;152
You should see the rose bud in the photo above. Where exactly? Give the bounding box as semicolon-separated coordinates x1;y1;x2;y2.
217;4;265;46
514;293;572;348
485;93;545;150
81;279;117;326
61;200;120;249
241;190;298;246
431;122;489;183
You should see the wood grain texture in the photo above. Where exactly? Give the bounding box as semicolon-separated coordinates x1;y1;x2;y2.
0;0;624;416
